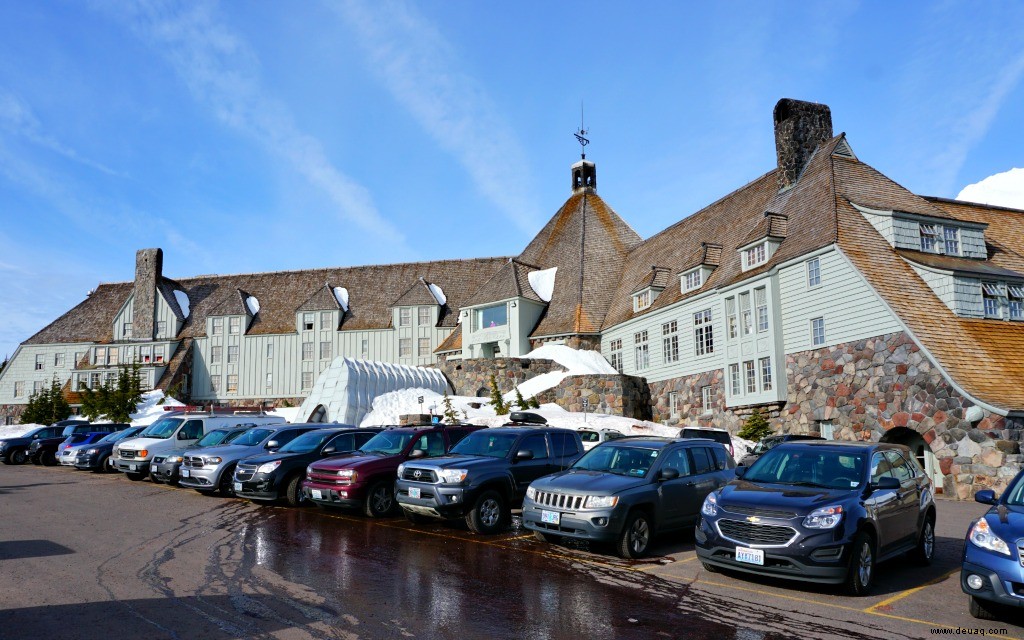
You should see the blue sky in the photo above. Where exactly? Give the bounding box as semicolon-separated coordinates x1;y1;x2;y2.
2;1;1023;360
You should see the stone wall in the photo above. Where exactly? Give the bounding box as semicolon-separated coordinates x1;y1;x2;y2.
0;403;26;425
529;336;602;352
438;358;565;398
538;374;652;421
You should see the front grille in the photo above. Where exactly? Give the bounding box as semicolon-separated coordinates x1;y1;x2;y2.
534;490;586;510
235;464;257;482
184;456;205;468
120;449;136;460
725;505;797;520
1018;543;1024;568
402;467;438;483
718;519;797;547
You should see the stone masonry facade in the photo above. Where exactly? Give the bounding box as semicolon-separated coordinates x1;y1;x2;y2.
438;358;566;398
536;374;652;421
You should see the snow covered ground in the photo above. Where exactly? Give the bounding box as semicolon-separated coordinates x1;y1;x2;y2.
129;390;185;426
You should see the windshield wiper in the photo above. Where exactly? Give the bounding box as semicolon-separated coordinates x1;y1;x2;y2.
786;481;831;488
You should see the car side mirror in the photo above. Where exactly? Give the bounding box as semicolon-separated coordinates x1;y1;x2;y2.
321;445;336;455
177;431;190;440
734;466;747;478
658;468;680;481
265;440;280;450
408;449;426;459
515;449;534;462
974;489;998;505
872;476;901;491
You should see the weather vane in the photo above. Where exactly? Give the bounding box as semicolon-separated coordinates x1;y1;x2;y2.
574;101;589;159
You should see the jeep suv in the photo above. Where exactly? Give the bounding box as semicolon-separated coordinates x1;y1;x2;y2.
524;437;735;558
304;424;484;516
395;426;584;534
150;427;249;485
695;441;936;595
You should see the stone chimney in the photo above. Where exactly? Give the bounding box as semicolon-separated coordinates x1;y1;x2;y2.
132;248;163;341
773;98;833;191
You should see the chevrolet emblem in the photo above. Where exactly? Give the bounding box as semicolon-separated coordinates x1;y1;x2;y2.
746;516;761;523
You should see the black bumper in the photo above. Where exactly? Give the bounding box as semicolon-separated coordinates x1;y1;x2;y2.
961;561;1024;609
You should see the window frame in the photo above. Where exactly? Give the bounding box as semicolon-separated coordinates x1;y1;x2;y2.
806;257;822;288
744;360;756;394
399;338;412;358
320;341;332;360
633;289;653;312
418;307;431;326
693;309;714;356
301;342;314;361
701;386;714;414
634;331;650;370
302;313;314;331
399;307;412;327
226;374;238;394
743;243;767;269
811;317;826;347
662;320;679;364
759;357;773;391
34;354;44;370
211;345;223;362
229;316;240;335
943;226;960;256
212;317;223;335
681;268;702;292
729;364;740;395
418;337;431;358
227;345;238;364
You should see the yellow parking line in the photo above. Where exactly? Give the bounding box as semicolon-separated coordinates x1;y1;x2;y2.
863;567;960;613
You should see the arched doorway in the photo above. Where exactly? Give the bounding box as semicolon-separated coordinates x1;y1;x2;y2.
308;405;327;423
880;427;943;492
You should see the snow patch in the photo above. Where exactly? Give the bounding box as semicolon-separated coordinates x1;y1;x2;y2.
528;267;557;302
245;295;260;316
268;406;301;423
0;424;43;439
333;286;350;312
957;168;1024;210
521;344;616;374
174;290;190;318
427;282;447;305
130;390;185;427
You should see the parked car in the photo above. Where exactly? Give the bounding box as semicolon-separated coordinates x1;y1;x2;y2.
961;468;1024;620
74;427;146;472
0;425;66;465
150;427;249;485
395;426;584;534
304;424;484;516
237;426;379;507
58;431;119;466
738;434;825;467
29;424;120;466
695;441;935;595
679;427;735;458
178;424;317;496
115;412;285;480
523;437;735;558
576;427;626;451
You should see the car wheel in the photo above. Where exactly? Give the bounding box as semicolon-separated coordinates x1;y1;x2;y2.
92;455;109;473
616;511;653;559
403;509;428;524
217;464;237;497
40;451;57;466
701;561;719;573
125;472;145;481
11;449;27;465
363;481;397;518
968;595;999;620
284;474;307;508
465;490;507;535
845;532;875;596
910;513;935;565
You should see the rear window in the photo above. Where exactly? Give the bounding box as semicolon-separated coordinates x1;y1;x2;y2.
710;446;729;470
551;431;580;457
689;447;712;474
680;428;730;445
578;430;599;443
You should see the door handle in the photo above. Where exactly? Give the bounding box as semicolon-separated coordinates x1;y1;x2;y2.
684;481;695;487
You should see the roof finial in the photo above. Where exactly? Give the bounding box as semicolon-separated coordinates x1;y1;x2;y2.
574;101;589;160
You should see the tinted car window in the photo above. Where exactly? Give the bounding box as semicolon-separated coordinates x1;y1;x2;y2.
413;432;446;457
354;432;376;448
232;429;274;446
745;449;866;489
272;430;305;447
450;431;519;458
870;452;893;483
710;446;728;470
573;445;659;477
661;448;692;475
551;431;580;457
179;420;204;440
446;428;474;447
518;434;549;459
690;447;712;474
885;450;914;483
578;430;599;443
681;429;731;447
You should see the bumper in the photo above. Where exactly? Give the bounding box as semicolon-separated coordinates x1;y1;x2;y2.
116;459;151;474
694;516;851;584
235;475;283;501
521;501;623;542
150;462;182;483
961;560;1024;609
394;481;471;519
59;453;78;466
74;453;101;469
303;481;366;508
178;466;223;489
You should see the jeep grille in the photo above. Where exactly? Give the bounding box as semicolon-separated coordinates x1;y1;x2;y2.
533;490;585;511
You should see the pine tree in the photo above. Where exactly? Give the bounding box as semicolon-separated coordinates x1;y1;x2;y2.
442;391;459;424
20;377;71;425
0;354;8;375
738;408;773;442
514;387;528;411
488;375;508;415
45;377;71;424
76;363;143;423
528;396;541;409
20;389;44;424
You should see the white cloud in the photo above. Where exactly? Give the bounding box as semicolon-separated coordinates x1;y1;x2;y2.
334;0;542;233
956;167;1024;210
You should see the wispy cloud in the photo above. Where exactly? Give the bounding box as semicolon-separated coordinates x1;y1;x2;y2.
334;0;542;233
94;0;410;250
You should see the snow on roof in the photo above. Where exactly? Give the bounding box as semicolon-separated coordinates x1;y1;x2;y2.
245;295;260;316
427;282;447;305
174;290;190;318
333;286;350;312
521;344;616;375
527;267;557;302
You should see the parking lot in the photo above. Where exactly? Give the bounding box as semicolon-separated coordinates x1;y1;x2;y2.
0;465;1020;640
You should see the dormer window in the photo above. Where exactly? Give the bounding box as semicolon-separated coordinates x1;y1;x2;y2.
1010;286;1024;320
919;223;962;255
982;283;1003;318
633;289;653;312
474;304;507;330
944;227;960;255
920;224;940;252
742;243;767;270
681;268;703;292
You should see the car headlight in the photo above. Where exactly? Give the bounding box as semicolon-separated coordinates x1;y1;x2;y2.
438;469;468;484
153;457;165;464
137;449;148;458
86;448;99;454
205;456;222;465
257;460;282;474
701;493;718;517
803;505;844;529
585;495;618;509
526;486;536;500
969;517;1011;555
397;463;406;476
166;455;184;464
337;469;356;480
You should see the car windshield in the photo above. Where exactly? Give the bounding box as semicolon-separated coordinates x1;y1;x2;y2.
197;430;232;447
449;431;519;458
65;434;89;444
140;418;184;439
280;431;335;454
98;431;125;444
572;445;659;477
231;429;274;447
578;431;599;443
750;437;782;455
744;449;866;489
1004;474;1024;506
360;431;417;455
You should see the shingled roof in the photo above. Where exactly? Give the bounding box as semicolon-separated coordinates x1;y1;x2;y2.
462;259;544;307
393;277;446;307
297;285;343;312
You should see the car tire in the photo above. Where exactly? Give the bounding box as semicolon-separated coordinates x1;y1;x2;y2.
39;451;57;466
363;481;397;518
284;474;307;507
11;449;27;465
844;532;875;596
217;464;237;497
92;455;109;473
403;509;428;524
701;561;719;573
909;512;935;565
465;490;508;535
616;511;653;559
125;472;145;481
968;595;999;620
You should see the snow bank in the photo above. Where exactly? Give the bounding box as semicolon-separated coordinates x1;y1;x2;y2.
957;168;1024;209
246;295;260;315
0;424;43;439
269;406;301;423
174;290;190;318
130;390;185;427
502;344;617;401
427;282;447;305
528;267;557;302
333;287;350;312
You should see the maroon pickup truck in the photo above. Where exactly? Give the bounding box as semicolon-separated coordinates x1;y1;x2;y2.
303;424;484;517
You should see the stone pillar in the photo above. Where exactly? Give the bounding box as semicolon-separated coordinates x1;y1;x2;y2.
773;99;833;190
133;248;163;341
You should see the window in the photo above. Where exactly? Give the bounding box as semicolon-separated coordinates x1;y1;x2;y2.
744;361;756;394
682;269;702;292
122;322;132;339
811;317;825;346
94;348;107;366
301;371;313;390
870;452;893;483
227;346;238;364
212;318;223;335
739;292;753;335
550;431;581;458
361;339;369;359
74;352;83;367
760;357;773;391
662;321;679;363
1009;285;1024;320
302;313;314;331
982;283;1001;318
806;257;821;288
34;354;44;370
702;386;714;414
33;381;43;395
819;420;834;440
54;352;65;367
474;304;507;330
669;391;680;419
154;346;165;364
320;342;332;360
743;243;767;269
104;372;116;387
885;450;914;483
90;373;101;389
943;227;960;255
302;342;314;360
211;346;222;362
690;447;712;475
229;317;240;334
755;287;768;333
609;338;623;372
418;307;431;325
634;290;652;311
210;375;221;394
266;343;273;359
265;373;273;389
418;338;431;357
399;308;412;327
725;297;738;339
399;338;412;358
226;374;238;394
518;434;549;459
13;381;24;398
729;364;740;395
693;309;714;355
634;331;650;370
320;311;332;330
919;224;940;252
141;346;152;363
157;321;166;336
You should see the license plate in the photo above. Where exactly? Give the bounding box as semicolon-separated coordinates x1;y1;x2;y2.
408;487;421;499
735;546;764;565
311;489;323;500
540;510;560;525
129;464;137;471
233;482;242;492
181;469;190;478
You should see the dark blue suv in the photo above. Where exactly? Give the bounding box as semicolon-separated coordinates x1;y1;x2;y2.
961;468;1024;620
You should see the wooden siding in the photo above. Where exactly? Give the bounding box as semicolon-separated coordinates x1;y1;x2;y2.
892;217;920;250
954;277;985;318
859;210;894;244
961;228;987;259
0;343;92;404
155;293;182;340
113;297;134;341
909;264;956;310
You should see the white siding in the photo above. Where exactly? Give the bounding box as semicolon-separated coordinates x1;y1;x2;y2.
0;343;91;404
859;211;895;245
909;264;956;309
155;292;183;339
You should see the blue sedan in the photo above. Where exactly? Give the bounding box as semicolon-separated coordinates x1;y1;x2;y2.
961;468;1024;620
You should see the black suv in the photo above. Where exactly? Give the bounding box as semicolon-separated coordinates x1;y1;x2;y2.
523;437;735;558
695;441;936;595
1;425;65;465
29;423;121;465
395;425;584;534
738;434;825;467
